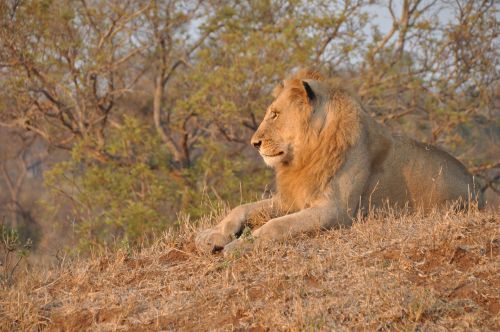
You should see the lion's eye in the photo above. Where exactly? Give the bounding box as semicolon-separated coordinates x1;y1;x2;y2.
270;111;279;120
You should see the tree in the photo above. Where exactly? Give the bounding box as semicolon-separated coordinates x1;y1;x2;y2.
0;0;146;157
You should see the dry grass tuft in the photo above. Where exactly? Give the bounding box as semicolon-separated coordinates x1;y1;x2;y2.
0;207;498;331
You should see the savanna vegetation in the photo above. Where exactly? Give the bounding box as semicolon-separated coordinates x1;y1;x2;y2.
0;0;498;329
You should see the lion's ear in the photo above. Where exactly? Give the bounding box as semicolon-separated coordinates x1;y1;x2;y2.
272;81;285;98
302;81;315;103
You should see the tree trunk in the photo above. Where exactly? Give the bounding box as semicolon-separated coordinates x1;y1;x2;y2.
153;74;188;168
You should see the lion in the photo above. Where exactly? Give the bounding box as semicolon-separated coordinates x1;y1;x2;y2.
196;69;484;254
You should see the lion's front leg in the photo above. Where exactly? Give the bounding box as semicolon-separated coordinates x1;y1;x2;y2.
195;199;274;253
222;204;344;255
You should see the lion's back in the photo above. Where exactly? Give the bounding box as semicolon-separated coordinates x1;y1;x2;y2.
362;133;483;211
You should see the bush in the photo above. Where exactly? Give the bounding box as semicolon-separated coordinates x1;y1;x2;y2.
0;222;31;286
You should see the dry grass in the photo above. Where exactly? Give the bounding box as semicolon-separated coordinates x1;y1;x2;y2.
0;207;498;331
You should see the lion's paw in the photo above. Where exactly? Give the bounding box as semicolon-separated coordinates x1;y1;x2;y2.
195;229;233;254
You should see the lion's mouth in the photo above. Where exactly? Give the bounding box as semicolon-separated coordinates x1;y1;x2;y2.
262;151;284;158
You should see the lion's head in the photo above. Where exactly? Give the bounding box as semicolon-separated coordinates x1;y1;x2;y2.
250;69;361;210
250;69;327;168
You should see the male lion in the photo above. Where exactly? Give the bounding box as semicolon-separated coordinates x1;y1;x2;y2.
196;69;483;254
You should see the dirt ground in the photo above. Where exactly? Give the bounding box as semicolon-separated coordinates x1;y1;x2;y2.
0;208;498;331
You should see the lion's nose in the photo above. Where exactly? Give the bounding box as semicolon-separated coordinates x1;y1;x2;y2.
252;140;262;150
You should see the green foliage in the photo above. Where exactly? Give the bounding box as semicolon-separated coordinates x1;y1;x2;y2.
45;117;181;252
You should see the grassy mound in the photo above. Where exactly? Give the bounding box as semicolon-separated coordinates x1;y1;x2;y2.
1;209;498;331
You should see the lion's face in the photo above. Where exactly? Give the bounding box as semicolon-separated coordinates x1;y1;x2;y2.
251;88;310;167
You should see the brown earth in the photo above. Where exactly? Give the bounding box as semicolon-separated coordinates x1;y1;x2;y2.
0;208;498;331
